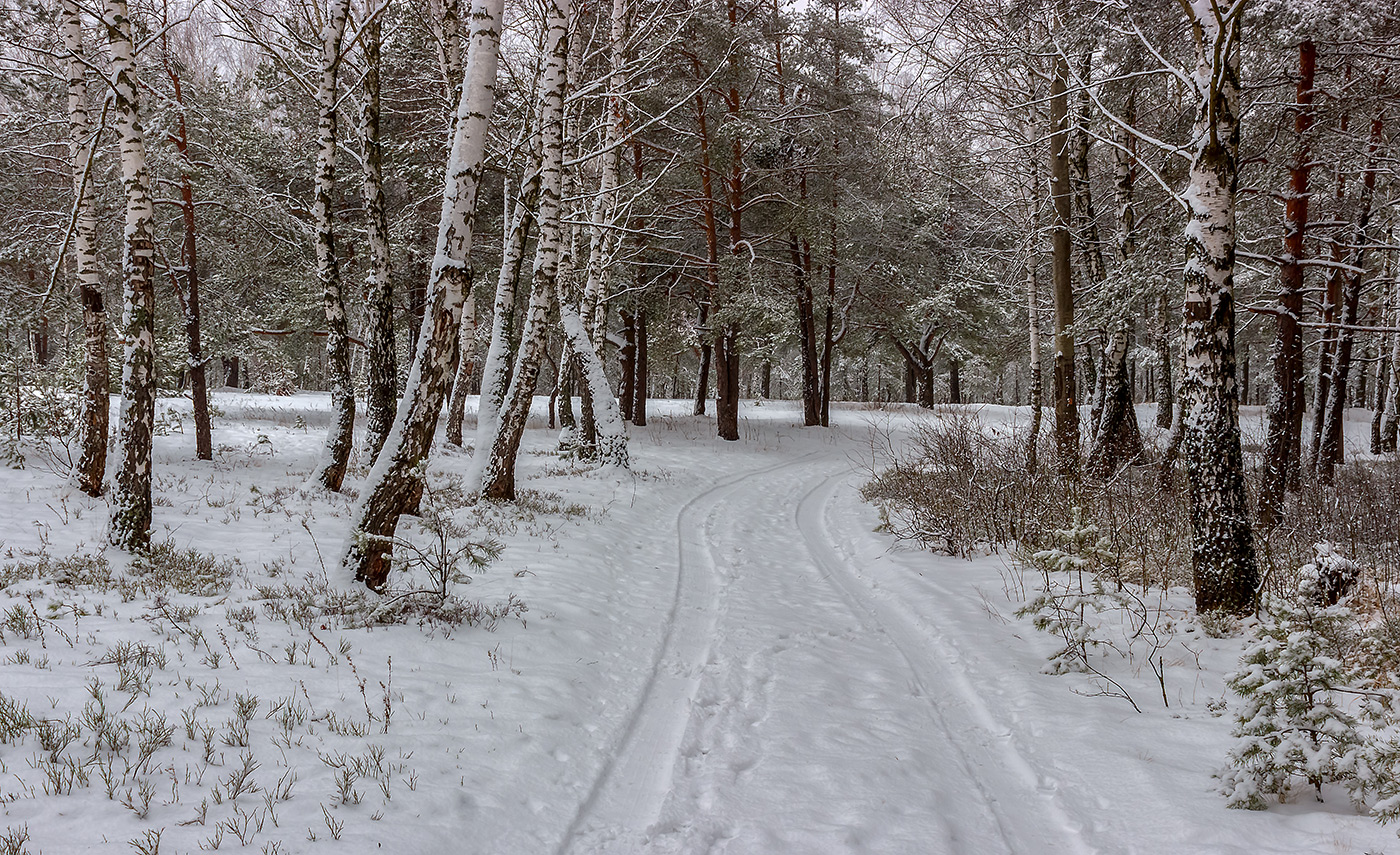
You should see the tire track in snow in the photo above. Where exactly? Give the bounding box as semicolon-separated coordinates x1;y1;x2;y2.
554;455;820;855
795;471;1096;855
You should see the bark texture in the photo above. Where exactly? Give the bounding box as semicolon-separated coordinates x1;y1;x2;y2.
1179;4;1257;615
310;0;355;491
64;0;109;497
1049;52;1079;475
1317;116;1384;481
361;15;398;463
477;0;569;501
104;0;158;550
1258;39;1314;528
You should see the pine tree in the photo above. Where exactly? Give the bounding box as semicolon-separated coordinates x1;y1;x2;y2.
1219;563;1365;808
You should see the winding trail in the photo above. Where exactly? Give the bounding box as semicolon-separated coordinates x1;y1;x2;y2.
558;452;1095;855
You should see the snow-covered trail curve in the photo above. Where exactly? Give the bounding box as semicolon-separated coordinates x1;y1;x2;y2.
559;451;1094;854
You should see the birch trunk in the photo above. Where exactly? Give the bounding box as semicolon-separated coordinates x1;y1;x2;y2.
1086;103;1143;476
345;0;505;590
1178;2;1257;615
64;0;109;497
559;0;630;465
104;0;158;550
1382;268;1400;451
310;0;355;491
444;289;477;446
465;138;539;482
559;300;627;467
1087;324;1142;476
361;14;398;463
477;0;569;501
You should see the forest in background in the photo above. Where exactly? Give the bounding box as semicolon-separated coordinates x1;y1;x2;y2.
0;0;1399;626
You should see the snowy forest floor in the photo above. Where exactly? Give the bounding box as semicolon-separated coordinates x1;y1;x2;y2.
0;395;1391;854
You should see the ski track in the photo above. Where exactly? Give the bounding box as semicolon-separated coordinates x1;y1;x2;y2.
559;450;1100;854
796;471;1097;855
555;454;822;855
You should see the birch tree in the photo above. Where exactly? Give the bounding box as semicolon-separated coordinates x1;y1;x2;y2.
63;0;109;497
463;126;539;468
104;0;158;550
476;0;570;501
1177;0;1258;615
308;0;356;491
360;8;398;462
345;0;506;591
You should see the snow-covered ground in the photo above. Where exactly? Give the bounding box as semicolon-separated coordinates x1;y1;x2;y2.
0;394;1391;853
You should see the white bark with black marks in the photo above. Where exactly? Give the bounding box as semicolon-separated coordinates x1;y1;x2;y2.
309;0;355;491
1177;0;1257;615
104;0;157;550
344;0;506;590
64;0;109;498
477;0;570;501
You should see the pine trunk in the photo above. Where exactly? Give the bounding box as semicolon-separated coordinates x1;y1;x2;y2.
1259;42;1315;527
792;233;820;426
1049;52;1080;475
715;325;740;441
158;31;212;463
633;304;648;425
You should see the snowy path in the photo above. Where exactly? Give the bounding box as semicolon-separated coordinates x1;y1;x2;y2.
559;452;1092;855
4;397;1392;854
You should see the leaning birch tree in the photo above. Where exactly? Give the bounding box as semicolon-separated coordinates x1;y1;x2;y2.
1176;0;1258;614
344;0;506;590
104;0;158;550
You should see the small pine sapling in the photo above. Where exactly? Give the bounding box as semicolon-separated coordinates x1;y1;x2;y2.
1019;507;1126;674
1219;546;1369;809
